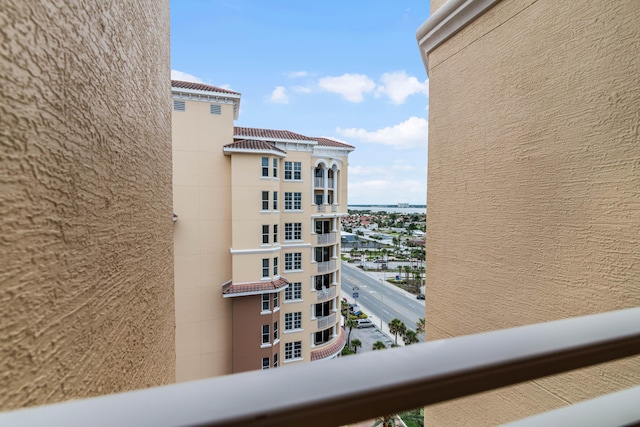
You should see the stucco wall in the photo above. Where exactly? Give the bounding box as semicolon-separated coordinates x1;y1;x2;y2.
425;0;639;424
173;98;235;381
0;0;174;410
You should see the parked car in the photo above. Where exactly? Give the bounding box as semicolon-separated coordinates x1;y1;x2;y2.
356;319;374;328
373;259;385;263
416;293;425;300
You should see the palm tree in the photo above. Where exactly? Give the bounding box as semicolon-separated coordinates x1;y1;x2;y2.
345;318;357;347
372;341;387;351
351;338;362;353
403;329;419;345
388;318;406;346
416;318;425;335
404;265;411;284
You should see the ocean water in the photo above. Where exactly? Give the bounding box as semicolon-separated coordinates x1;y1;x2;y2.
348;206;426;214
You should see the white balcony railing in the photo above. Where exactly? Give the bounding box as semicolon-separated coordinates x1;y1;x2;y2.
316;286;336;302
316;232;336;245
331;204;337;212
327;178;334;188
1;308;639;427
314;177;323;188
316;204;326;212
316;259;336;273
316;312;336;330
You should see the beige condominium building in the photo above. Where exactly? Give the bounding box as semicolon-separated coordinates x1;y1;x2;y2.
172;80;354;381
418;0;639;425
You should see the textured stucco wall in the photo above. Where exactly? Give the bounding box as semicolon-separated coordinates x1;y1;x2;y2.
425;0;639;424
0;0;174;410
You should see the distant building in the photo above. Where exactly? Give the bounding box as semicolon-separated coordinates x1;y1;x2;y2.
172;80;354;379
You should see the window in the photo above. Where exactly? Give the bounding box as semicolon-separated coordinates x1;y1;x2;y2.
315;301;331;317
262;357;270;370
262;225;269;244
285;312;302;330
285;282;302;301
262;259;269;278
273;353;278;368
261;157;269;177
284;223;302;241
273;321;279;341
315;273;331;291
173;100;185;112
210;104;221;115
273;158;278;178
284;161;302;180
273;256;278;276
315;246;331;263
284;341;302;360
314;328;332;345
273;224;278;244
262;191;269;210
262;324;270;344
274;292;279;308
262;293;270;311
285;253;302;271
315;220;331;234
284;192;302;210
273;191;278;210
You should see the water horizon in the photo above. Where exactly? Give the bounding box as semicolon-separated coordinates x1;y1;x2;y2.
348;205;426;214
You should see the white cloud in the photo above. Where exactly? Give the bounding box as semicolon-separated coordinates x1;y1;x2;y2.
336;116;428;150
269;86;289;104
318;73;376;102
292;85;312;94
286;71;309;78
376;71;429;104
348;178;425;205
171;69;205;83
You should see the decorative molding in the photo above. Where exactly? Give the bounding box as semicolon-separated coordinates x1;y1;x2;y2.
230;246;282;255
416;0;502;75
223;147;287;157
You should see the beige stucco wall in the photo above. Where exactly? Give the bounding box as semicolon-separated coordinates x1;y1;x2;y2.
173;99;234;381
424;0;640;424
0;0;174;410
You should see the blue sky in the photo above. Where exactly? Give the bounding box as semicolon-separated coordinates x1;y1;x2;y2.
171;1;431;205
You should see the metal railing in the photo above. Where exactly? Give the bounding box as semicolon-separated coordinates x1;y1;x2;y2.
316;204;326;212
316;312;336;329
316;286;336;302
314;177;323;188
316;259;336;273
1;308;638;427
316;232;336;245
331;204;337;212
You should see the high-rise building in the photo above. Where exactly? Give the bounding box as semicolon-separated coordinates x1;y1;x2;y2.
172;80;354;380
418;0;640;425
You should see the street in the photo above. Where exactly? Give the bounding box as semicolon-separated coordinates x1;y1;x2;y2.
341;261;425;342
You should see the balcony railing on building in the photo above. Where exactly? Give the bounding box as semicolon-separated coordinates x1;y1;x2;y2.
316;204;326;212
316;312;336;329
313;177;334;189
316;259;336;273
316;232;336;245
316;286;336;302
2;308;638;427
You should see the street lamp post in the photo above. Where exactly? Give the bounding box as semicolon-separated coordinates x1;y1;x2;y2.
379;279;384;329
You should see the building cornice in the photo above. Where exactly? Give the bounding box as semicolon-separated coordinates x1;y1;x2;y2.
230;246;282;255
172;88;241;120
223;147;287;158
416;0;502;76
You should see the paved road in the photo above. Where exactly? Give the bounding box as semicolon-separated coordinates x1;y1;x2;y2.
341;262;425;342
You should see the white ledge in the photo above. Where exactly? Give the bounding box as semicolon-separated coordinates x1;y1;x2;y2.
416;0;502;75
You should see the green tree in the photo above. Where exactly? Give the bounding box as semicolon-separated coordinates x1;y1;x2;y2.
404;265;411;283
372;341;387;351
416;318;425;335
389;318;406;346
345;318;357;347
351;338;362;353
403;329;419;346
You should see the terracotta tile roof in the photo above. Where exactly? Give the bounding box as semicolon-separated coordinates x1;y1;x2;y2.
224;139;287;154
222;277;290;297
234;127;316;142
314;137;355;149
171;80;240;96
311;328;347;361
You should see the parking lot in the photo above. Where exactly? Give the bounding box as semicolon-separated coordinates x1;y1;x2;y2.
347;323;395;353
